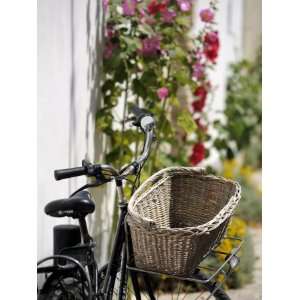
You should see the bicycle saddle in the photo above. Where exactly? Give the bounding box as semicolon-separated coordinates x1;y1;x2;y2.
44;191;95;218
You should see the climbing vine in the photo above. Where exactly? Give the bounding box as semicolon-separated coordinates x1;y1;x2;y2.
98;0;220;194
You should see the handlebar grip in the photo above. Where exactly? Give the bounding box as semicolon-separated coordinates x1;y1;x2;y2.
130;105;154;132
54;167;86;181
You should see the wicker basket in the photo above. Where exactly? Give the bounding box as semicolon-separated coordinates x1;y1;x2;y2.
127;167;241;276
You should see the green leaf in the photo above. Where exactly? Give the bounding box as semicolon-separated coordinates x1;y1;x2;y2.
96;111;113;134
132;79;147;99
176;16;191;27
140;69;158;87
177;110;197;134
168;96;180;108
121;36;141;52
174;68;189;85
175;46;186;59
105;147;121;163
137;24;155;36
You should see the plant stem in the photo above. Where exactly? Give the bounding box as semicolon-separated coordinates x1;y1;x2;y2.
118;78;129;169
150;98;169;173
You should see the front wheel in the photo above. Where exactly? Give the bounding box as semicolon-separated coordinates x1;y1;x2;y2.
98;264;230;300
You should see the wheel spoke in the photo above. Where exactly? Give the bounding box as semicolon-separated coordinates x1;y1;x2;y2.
175;282;182;300
97;265;228;300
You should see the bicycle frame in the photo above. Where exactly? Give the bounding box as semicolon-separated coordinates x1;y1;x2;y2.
100;180;154;300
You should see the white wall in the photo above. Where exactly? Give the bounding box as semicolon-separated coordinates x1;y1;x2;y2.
37;0;106;261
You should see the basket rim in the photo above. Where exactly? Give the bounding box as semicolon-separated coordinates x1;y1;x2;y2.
128;166;241;234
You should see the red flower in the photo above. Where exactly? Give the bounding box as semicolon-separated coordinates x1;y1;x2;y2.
194;86;208;98
147;0;167;15
192;86;207;112
204;31;219;46
192;99;205;112
203;31;220;62
189;143;205;165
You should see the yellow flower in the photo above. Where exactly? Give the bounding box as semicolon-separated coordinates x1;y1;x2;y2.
223;159;239;179
240;165;254;181
216;217;246;261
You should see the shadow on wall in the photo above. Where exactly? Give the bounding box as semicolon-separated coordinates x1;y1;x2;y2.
85;0;115;265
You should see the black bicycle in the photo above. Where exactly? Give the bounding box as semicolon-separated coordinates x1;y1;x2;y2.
37;106;238;300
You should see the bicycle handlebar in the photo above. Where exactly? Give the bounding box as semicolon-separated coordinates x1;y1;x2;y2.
54;167;86;181
54;106;155;181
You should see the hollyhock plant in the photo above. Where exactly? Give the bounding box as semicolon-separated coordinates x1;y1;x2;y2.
140;36;161;56
157;87;169;100
104;42;115;59
177;0;192;12
204;31;220;46
195;49;203;60
192;98;206;112
103;0;109;12
192;86;208;112
192;62;204;80
194;85;208;101
105;25;116;39
162;10;177;23
200;8;214;23
101;0;220;176
122;0;137;16
203;31;220;62
148;0;168;15
189;143;206;165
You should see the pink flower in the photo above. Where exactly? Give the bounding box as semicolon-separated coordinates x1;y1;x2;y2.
105;25;115;39
195;49;203;60
104;42;115;59
140;36;161;56
122;0;137;16
139;8;146;17
103;0;109;12
200;8;214;23
162;10;177;23
192;62;204;79
144;17;156;25
176;0;192;12
157;87;169;100
140;12;156;25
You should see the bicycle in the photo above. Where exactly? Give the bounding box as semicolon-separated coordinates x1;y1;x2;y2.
37;106;241;300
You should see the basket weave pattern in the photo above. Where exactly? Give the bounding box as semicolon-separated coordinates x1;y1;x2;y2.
127;167;241;276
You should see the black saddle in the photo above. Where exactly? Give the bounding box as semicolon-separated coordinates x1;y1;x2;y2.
44;191;95;218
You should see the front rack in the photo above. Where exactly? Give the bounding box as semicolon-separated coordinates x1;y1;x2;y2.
127;236;243;299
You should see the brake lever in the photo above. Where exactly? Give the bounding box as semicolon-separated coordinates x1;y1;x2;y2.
82;159;92;169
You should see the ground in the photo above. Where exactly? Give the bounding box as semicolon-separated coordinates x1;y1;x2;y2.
227;227;262;300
